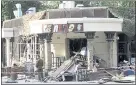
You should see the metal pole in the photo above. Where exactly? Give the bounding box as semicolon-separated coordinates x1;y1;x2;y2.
40;40;42;58
31;36;33;63
32;36;34;62
17;42;19;61
35;35;37;62
26;39;28;62
5;38;11;67
20;41;21;61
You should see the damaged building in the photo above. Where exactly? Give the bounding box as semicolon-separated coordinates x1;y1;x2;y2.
1;7;135;82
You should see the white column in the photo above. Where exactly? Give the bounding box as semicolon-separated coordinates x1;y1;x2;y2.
33;35;37;64
26;40;29;62
85;32;95;71
44;39;52;70
31;37;33;62
112;33;118;67
33;36;35;62
105;32;115;68
16;43;19;61
38;33;52;71
87;39;94;70
5;38;11;67
108;41;114;67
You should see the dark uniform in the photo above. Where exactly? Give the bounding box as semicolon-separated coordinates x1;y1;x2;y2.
11;64;18;81
36;59;44;81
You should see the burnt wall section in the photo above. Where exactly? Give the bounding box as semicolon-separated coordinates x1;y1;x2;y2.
48;7;109;19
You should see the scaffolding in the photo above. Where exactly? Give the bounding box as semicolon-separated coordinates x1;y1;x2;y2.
14;35;41;67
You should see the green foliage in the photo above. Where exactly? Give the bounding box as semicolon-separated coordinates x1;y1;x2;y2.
122;19;135;37
108;7;135;37
1;1;15;21
1;1;42;22
1;1;60;22
39;1;60;11
1;1;60;27
81;0;135;20
80;0;135;37
2;0;135;36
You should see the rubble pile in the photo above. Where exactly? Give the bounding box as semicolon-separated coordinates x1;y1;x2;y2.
2;51;135;84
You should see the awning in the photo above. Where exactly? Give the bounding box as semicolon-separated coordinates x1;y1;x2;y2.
29;18;123;34
2;28;20;38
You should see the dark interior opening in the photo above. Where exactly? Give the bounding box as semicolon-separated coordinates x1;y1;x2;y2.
117;33;128;63
69;38;87;57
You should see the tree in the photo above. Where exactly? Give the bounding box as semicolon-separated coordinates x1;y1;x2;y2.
1;1;60;27
109;7;135;37
1;1;15;22
80;0;135;37
1;1;41;21
1;1;60;21
39;1;60;11
1;1;42;24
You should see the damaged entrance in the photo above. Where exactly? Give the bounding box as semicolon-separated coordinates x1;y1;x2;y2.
68;38;87;57
118;33;136;65
27;18;124;81
2;17;125;83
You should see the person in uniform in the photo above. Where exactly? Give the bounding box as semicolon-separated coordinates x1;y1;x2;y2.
11;63;18;81
36;57;44;81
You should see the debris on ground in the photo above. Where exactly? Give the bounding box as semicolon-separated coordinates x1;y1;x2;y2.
2;50;135;84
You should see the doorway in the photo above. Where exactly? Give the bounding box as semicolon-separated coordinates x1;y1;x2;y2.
117;33;128;64
67;38;87;57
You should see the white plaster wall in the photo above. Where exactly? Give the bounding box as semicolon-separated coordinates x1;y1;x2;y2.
84;23;122;32
93;32;109;67
2;28;14;38
51;32;110;67
51;33;66;57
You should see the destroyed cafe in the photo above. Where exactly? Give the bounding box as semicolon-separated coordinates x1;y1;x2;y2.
2;7;135;83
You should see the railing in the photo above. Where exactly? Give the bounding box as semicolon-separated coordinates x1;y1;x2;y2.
52;57;66;69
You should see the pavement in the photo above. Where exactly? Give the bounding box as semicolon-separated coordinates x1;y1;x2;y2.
2;77;135;84
2;81;136;84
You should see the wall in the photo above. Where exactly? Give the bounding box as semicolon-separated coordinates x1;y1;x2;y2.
51;33;66;57
93;32;109;67
51;32;111;67
51;33;87;57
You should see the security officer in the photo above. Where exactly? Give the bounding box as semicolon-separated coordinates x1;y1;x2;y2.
36;57;44;81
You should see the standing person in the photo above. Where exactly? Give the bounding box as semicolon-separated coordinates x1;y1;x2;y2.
6;64;18;83
11;63;18;81
36;57;44;81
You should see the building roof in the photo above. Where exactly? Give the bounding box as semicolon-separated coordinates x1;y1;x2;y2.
47;7;109;19
4;7;133;36
3;11;46;35
3;7;111;36
3;10;46;28
3;7;109;28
